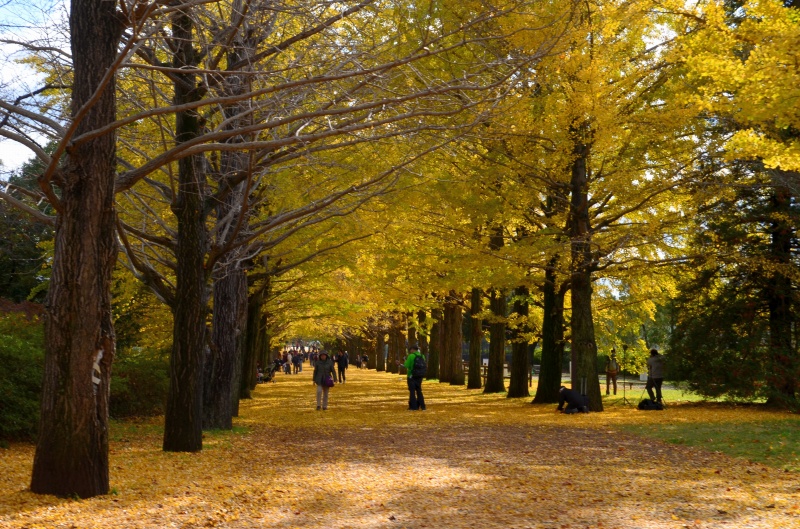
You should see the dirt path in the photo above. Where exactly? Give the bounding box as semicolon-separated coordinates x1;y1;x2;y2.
1;367;797;529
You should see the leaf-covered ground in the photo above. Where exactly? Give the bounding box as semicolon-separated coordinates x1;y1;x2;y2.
1;367;798;529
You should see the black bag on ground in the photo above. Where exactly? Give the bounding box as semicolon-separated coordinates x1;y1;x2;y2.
638;398;664;410
411;353;427;377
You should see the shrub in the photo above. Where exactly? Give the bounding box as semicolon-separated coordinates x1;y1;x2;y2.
110;349;169;418
0;313;44;441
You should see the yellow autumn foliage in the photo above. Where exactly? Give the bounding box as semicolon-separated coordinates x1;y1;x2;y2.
686;0;800;170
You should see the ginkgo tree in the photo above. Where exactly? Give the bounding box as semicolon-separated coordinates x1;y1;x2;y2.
444;0;709;410
0;0;568;497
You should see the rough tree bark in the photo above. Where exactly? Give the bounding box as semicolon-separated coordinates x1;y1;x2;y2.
568;125;603;411
532;263;567;403
204;260;247;428
163;8;210;451
242;282;269;397
507;286;530;398
29;0;121;498
447;293;465;386
484;288;507;394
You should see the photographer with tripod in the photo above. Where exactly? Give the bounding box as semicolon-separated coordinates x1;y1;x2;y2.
646;348;665;404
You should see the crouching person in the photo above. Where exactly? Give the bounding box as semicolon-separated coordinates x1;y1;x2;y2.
557;386;588;414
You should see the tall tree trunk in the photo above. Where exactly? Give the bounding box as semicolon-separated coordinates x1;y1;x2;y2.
214;14;254;420
163;10;210;451
204;260;246;429
376;332;386;372
533;264;567;403
242;282;268;397
440;299;453;384
387;317;399;374
447;293;465;386
767;184;797;405
407;312;417;348
29;0;120;498
508;286;530;398
427;309;441;380
568;127;603;411
484;289;507;393
258;311;271;371
366;333;376;369
467;288;483;389
417;310;429;357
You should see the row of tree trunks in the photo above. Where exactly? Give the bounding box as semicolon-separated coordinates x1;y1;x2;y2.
467;288;483;389
29;0;121;497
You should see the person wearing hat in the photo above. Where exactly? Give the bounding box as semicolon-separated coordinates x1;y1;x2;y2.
313;351;336;410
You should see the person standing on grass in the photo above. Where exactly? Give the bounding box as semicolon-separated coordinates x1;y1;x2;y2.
403;345;426;411
646;348;665;403
605;349;619;396
313;351;336;410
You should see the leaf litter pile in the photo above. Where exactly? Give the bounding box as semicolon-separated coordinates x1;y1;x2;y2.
1;368;798;529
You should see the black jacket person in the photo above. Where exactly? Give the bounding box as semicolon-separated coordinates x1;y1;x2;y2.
557;386;588;413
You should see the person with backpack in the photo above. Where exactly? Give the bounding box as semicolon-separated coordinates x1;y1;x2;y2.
605;349;619;395
403;345;427;411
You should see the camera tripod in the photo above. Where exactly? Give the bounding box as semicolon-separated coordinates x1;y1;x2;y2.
620;344;631;405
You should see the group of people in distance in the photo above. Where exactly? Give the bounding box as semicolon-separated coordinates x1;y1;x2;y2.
312;346;427;411
263;341;668;415
558;348;666;413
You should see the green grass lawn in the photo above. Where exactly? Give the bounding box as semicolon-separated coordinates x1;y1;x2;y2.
620;416;800;472
596;379;798;472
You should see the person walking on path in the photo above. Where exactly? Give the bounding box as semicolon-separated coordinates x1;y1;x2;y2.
605;349;619;395
403;345;426;411
336;350;349;383
646;348;665;403
313;351;336;410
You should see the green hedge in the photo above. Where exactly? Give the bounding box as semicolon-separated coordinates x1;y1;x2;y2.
0;312;170;440
0;314;44;441
110;349;169;418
